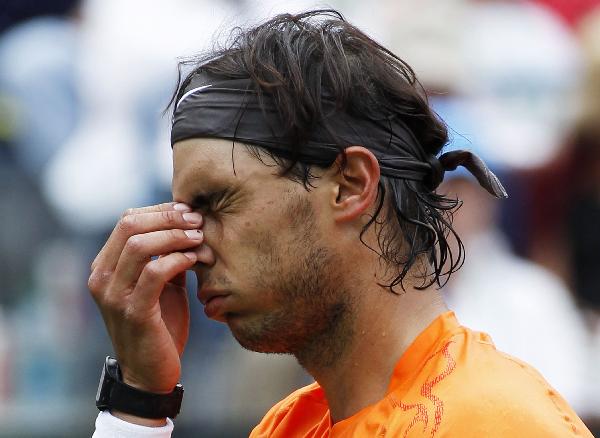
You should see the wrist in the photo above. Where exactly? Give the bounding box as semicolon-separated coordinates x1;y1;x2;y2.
96;356;184;420
114;375;172;425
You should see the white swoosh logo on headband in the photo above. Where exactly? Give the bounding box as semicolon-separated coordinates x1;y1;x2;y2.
175;84;213;109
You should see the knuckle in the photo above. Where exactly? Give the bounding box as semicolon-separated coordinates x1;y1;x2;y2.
143;260;164;282
160;209;178;226
124;235;144;254
170;228;186;241
117;215;137;234
120;207;136;219
88;269;111;296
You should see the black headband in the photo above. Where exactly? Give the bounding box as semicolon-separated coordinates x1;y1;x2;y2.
171;74;507;198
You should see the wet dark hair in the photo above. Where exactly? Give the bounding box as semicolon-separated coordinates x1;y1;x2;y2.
169;9;463;291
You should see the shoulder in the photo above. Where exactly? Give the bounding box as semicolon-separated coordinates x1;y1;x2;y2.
385;331;592;437
249;382;327;437
434;339;591;437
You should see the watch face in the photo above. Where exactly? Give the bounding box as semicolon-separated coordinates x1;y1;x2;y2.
96;364;106;403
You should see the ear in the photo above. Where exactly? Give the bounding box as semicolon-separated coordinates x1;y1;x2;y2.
330;146;380;223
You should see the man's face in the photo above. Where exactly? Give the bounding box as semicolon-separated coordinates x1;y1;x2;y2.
172;138;353;358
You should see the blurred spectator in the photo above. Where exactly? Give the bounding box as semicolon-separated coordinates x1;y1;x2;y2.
10;239;91;401
460;0;581;171
0;16;81;178
564;134;600;313
458;0;588;282
0;0;82;314
0;163;62;307
569;5;600;313
334;0;469;90
40;0;243;233
564;7;600;423
0;3;83;307
0;10;92;412
435;97;593;417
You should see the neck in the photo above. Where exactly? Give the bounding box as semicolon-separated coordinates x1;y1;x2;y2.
296;281;448;423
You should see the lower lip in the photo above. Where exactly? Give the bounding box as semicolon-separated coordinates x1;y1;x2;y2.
204;295;229;318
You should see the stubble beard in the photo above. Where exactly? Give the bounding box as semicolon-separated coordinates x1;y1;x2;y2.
229;194;355;371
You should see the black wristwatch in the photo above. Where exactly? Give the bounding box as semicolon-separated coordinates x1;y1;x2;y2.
96;356;184;419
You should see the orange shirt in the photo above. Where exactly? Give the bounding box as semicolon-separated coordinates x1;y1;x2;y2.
250;312;593;437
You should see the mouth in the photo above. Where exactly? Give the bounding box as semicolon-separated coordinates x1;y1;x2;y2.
197;288;231;319
197;288;228;304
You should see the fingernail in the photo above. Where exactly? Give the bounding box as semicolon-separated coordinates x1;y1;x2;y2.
184;229;203;239
174;203;192;212
183;251;197;261
182;212;202;225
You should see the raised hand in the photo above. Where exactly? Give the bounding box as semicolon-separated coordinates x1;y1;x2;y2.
88;202;206;396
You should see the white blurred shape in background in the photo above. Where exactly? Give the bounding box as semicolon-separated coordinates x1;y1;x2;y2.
462;1;581;169
341;0;469;89
42;0;237;232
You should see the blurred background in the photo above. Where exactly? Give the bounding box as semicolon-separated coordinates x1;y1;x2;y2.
1;0;599;436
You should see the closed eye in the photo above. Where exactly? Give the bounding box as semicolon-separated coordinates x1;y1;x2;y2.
190;190;225;209
190;188;238;214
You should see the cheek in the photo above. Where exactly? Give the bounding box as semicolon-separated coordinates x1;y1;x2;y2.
238;200;286;246
203;208;280;269
227;219;285;303
208;193;312;272
238;219;279;260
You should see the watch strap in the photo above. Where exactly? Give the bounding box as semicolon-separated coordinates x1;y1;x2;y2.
109;379;184;419
97;356;184;419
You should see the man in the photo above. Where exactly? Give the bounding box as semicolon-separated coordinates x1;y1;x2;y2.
90;10;593;437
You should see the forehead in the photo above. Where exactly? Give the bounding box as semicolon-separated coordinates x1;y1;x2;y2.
171;138;273;200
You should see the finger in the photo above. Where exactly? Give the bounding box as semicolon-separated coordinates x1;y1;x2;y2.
170;271;187;288
92;205;201;273
92;202;188;271
122;202;190;217
111;228;203;290
196;243;216;266
134;252;197;310
158;242;214;269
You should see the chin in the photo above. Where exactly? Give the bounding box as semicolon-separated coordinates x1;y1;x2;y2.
225;313;295;354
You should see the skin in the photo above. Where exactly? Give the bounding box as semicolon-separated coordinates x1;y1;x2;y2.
89;138;448;427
